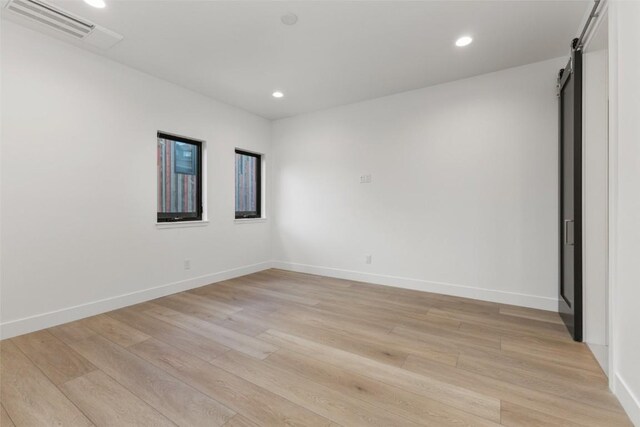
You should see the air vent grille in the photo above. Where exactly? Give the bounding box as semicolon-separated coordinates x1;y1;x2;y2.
5;0;95;39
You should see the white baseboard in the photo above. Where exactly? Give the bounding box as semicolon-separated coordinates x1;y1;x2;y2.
614;373;640;426
0;260;560;339
0;261;273;339
272;261;559;311
587;342;609;376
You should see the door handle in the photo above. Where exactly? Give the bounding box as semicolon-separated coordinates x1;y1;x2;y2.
564;219;574;245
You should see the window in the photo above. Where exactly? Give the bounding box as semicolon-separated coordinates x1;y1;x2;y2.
235;149;262;219
157;132;203;222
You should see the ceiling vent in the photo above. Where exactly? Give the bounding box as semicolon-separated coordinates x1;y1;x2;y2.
4;0;123;48
6;0;94;38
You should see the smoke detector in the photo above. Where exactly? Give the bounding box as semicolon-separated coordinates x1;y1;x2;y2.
280;13;298;26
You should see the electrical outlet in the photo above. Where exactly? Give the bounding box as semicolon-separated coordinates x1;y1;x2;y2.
365;255;372;264
184;259;191;270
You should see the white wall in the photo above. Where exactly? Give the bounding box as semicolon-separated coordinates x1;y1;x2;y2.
0;21;272;338
272;57;565;310
609;1;640;424
583;38;609;356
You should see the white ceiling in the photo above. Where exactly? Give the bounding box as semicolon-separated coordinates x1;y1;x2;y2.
4;0;589;119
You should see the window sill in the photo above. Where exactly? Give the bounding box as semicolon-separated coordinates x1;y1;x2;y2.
156;220;209;229
234;218;267;224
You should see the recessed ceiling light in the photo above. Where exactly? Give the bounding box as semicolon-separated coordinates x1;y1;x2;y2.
84;0;106;8
281;13;298;26
272;91;284;98
455;36;473;47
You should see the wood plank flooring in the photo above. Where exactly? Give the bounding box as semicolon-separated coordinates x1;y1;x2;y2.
0;269;632;426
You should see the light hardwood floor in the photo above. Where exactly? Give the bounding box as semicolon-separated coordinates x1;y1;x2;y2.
0;269;632;426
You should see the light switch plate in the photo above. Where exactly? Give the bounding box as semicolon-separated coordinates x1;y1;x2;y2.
360;174;372;184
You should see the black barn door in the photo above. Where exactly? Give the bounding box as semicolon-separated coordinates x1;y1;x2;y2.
558;39;583;342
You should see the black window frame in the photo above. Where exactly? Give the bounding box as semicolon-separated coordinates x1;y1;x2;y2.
235;149;262;219
157;132;203;223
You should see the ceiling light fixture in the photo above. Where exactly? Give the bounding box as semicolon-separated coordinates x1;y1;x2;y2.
84;0;106;8
272;91;284;98
455;36;473;47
